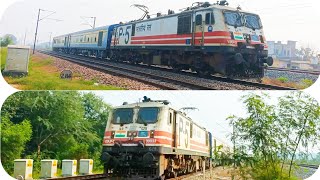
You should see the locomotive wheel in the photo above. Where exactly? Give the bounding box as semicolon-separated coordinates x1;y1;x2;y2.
197;70;211;77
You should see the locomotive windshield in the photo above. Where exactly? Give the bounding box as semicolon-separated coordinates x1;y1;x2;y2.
244;14;262;30
112;108;133;124
224;11;243;27
137;107;159;124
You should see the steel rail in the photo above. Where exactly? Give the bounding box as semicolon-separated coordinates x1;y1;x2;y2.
38;50;296;90
266;67;320;75
38;50;218;90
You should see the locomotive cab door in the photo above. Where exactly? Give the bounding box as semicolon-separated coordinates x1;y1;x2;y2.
194;10;215;47
170;110;177;149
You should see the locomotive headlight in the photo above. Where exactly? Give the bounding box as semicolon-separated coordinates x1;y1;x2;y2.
128;132;132;137
133;132;137;137
150;130;155;138
111;131;115;139
230;32;235;40
260;35;265;43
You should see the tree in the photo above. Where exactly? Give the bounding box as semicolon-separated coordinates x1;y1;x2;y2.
0;34;16;47
278;92;320;178
228;92;320;179
1;91;112;174
1;114;32;174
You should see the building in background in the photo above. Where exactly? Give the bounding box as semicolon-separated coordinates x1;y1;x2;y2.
267;41;319;70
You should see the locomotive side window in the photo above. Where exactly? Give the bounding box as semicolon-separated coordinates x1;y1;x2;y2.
177;14;192;35
169;112;172;125
195;14;202;26
205;13;215;25
190;123;193;138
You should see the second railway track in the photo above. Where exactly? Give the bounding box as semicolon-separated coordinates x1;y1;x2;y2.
38;50;297;90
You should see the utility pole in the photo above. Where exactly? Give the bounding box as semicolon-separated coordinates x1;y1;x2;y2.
33;9;41;54
49;32;52;49
93;17;96;29
23;30;27;45
32;9;61;54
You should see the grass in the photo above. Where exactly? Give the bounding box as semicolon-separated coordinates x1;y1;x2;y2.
1;47;8;71
262;77;315;89
2;51;123;90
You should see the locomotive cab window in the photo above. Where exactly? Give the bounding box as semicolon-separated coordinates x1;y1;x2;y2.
137;107;159;124
112;108;133;124
205;12;215;25
195;14;202;26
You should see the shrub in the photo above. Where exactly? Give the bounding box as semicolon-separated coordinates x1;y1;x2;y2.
277;77;289;83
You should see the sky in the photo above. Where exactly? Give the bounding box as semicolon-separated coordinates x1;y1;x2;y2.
0;0;320;51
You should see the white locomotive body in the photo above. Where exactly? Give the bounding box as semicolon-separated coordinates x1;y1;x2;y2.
110;2;273;78
101;97;210;179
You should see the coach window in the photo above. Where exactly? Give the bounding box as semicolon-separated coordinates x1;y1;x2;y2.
95;37;97;42
205;12;215;25
196;14;202;26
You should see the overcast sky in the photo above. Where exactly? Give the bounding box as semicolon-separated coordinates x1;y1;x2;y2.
0;0;320;51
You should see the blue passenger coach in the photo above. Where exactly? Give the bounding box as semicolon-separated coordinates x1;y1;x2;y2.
53;24;118;58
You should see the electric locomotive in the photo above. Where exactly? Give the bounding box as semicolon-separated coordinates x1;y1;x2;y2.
101;97;212;179
111;1;273;78
53;1;273;79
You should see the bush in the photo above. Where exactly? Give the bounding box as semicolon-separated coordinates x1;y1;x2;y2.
277;77;289;83
301;79;314;88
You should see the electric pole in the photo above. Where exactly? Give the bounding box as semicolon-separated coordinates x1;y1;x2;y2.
33;9;41;54
32;9;62;54
49;32;52;49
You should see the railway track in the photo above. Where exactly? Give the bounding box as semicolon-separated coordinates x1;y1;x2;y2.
46;174;107;180
298;164;319;169
38;50;296;90
266;67;320;75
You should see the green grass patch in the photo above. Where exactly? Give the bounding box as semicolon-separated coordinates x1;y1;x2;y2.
3;55;124;90
1;47;8;71
300;79;314;89
277;77;289;83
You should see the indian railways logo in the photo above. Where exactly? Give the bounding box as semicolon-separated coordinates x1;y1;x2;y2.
208;26;213;32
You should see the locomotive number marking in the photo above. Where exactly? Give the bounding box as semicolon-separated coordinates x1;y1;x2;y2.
118;25;132;44
146;139;156;144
